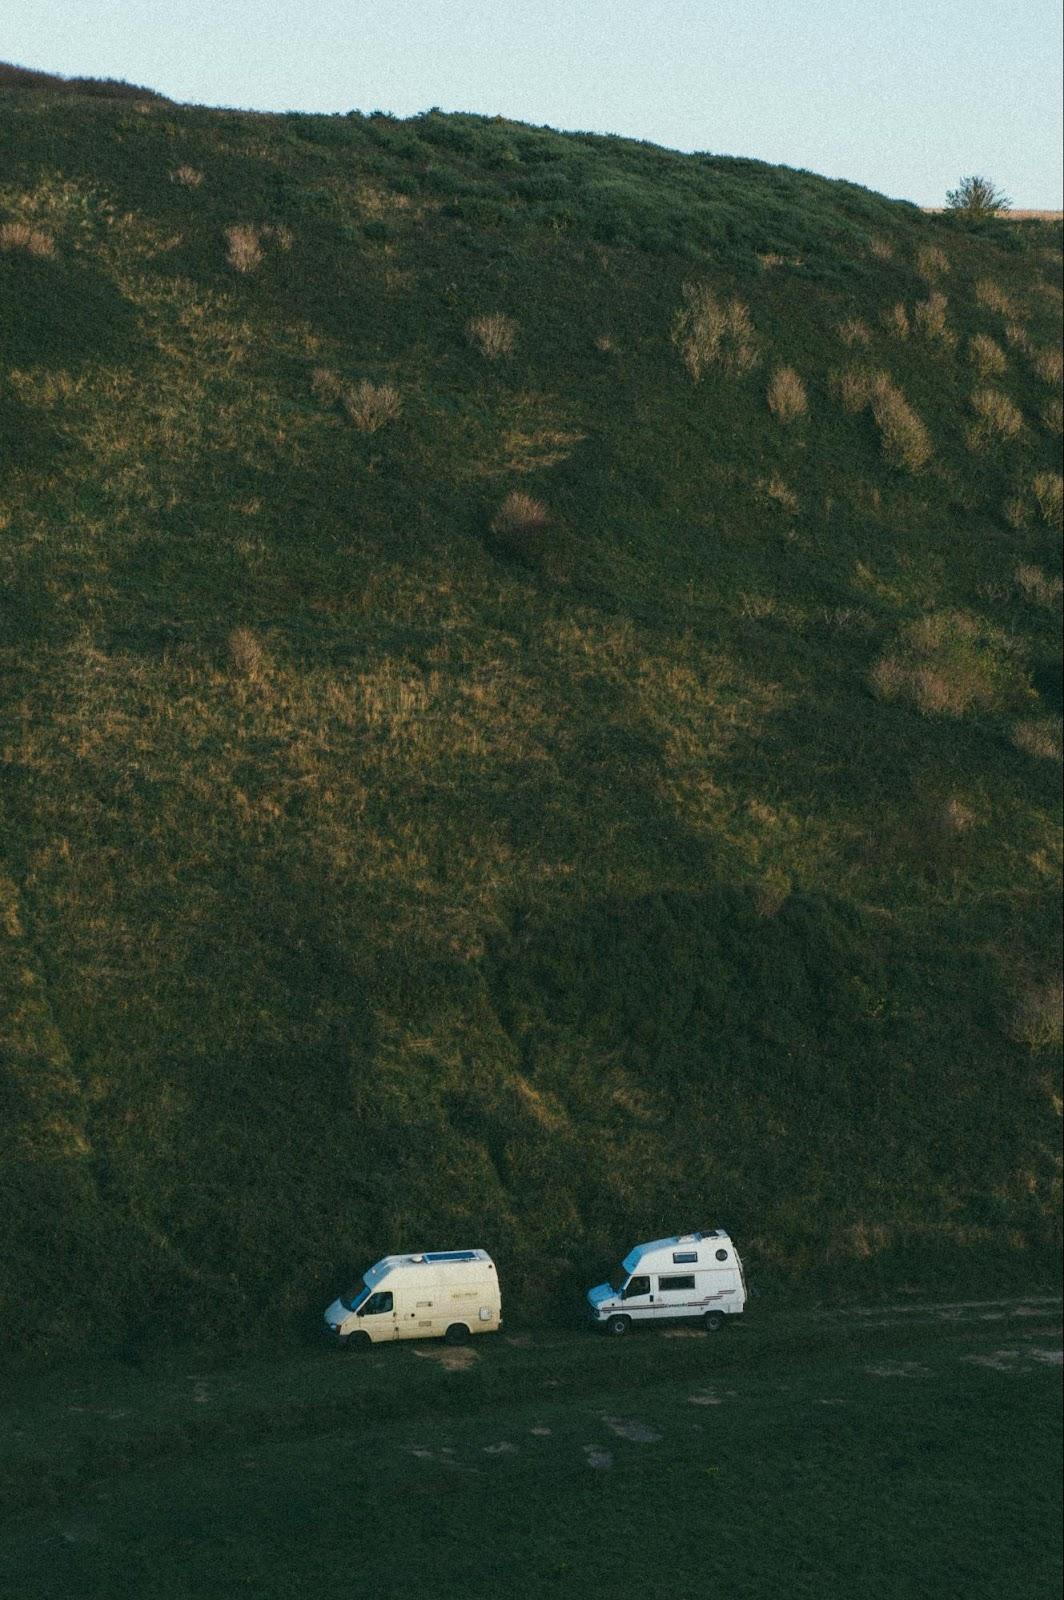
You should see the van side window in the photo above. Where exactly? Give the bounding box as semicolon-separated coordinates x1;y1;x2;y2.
622;1276;650;1299
672;1251;698;1264
360;1291;393;1315
659;1275;695;1291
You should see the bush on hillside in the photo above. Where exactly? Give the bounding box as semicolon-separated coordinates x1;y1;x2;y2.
467;313;517;358
343;380;402;432
969;333;1007;378
225;224;263;273
967;388;1023;450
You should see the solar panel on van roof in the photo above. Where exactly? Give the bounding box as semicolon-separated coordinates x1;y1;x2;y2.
423;1250;478;1262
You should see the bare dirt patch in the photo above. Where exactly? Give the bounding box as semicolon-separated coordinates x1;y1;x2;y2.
411;1344;478;1372
602;1416;662;1443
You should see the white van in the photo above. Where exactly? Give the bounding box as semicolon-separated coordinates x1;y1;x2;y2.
324;1249;502;1347
586;1230;747;1335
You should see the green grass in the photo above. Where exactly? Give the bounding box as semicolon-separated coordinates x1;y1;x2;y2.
0;76;1061;1358
1;1303;1060;1598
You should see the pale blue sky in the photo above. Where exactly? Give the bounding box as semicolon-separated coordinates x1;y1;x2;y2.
5;0;1062;206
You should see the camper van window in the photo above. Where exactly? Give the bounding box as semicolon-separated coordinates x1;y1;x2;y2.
659;1275;695;1291
341;1282;369;1312
672;1251;698;1264
360;1291;393;1315
622;1276;650;1300
608;1266;628;1293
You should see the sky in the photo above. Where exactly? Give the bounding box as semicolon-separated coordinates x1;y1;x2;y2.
5;0;1063;207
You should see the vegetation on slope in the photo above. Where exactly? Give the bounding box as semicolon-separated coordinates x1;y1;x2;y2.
0;80;1061;1353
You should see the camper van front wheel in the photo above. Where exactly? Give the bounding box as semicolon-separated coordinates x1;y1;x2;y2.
444;1323;470;1345
703;1311;725;1332
605;1315;630;1337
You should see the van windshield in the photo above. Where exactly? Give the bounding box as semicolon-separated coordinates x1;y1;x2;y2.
341;1281;369;1312
608;1266;629;1293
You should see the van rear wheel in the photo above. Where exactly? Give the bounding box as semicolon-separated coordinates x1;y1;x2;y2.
605;1315;631;1337
444;1323;470;1345
703;1311;725;1332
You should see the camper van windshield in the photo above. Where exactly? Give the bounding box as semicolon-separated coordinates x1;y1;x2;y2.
341;1282;369;1312
608;1266;629;1293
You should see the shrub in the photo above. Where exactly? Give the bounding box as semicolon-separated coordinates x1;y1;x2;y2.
1011;720;1063;761
467;313;517;359
1004;321;1029;350
916;243;950;280
945;175;1011;218
0;220;54;256
868;235;894;260
343;380;402;432
225;224;263;273
310;367;343;404
1009;980;1063;1052
170;165;204;187
881;303;910;339
672;281;758;381
969;333;1006;378
913;291;954;346
1032;472;1063;529
766;366;807;423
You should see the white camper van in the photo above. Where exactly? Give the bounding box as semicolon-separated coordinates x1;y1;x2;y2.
324;1249;502;1347
586;1230;747;1335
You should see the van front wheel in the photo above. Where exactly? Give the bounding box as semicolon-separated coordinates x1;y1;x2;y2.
703;1311;725;1332
605;1315;631;1337
444;1323;470;1345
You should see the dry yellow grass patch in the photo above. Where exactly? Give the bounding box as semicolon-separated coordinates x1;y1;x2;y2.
671;281;758;380
1032;471;1063;529
836;317;871;347
756;474;798;514
881;303;909;339
228;626;268;682
502;424;585;474
915;243;949;280
766;365;807;423
225;224;263;273
1030;346;1064;385
1004;321;1030;351
870;611;1011;717
1041;397;1063;436
491;490;550;540
838;367;932;472
969;333;1007;378
1010;980;1064;1052
913;291;954;346
0;220;54;256
1011;720;1063;762
967;388;1023;449
1014;564;1063;607
343;380;402;432
310;367;343;404
975;278;1020;318
170;165;204;187
868;235;894;261
467;313;517;359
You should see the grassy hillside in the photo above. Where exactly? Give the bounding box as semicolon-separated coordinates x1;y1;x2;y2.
0;77;1061;1355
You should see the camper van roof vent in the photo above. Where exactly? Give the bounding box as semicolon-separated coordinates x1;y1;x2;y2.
410;1254;425;1263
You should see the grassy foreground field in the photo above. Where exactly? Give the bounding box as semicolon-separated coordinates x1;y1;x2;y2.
0;71;1061;1355
1;1298;1060;1598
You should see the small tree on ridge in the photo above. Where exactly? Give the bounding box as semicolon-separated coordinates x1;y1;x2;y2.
945;175;1011;218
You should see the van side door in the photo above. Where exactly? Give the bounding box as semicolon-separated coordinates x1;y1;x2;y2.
357;1289;399;1339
